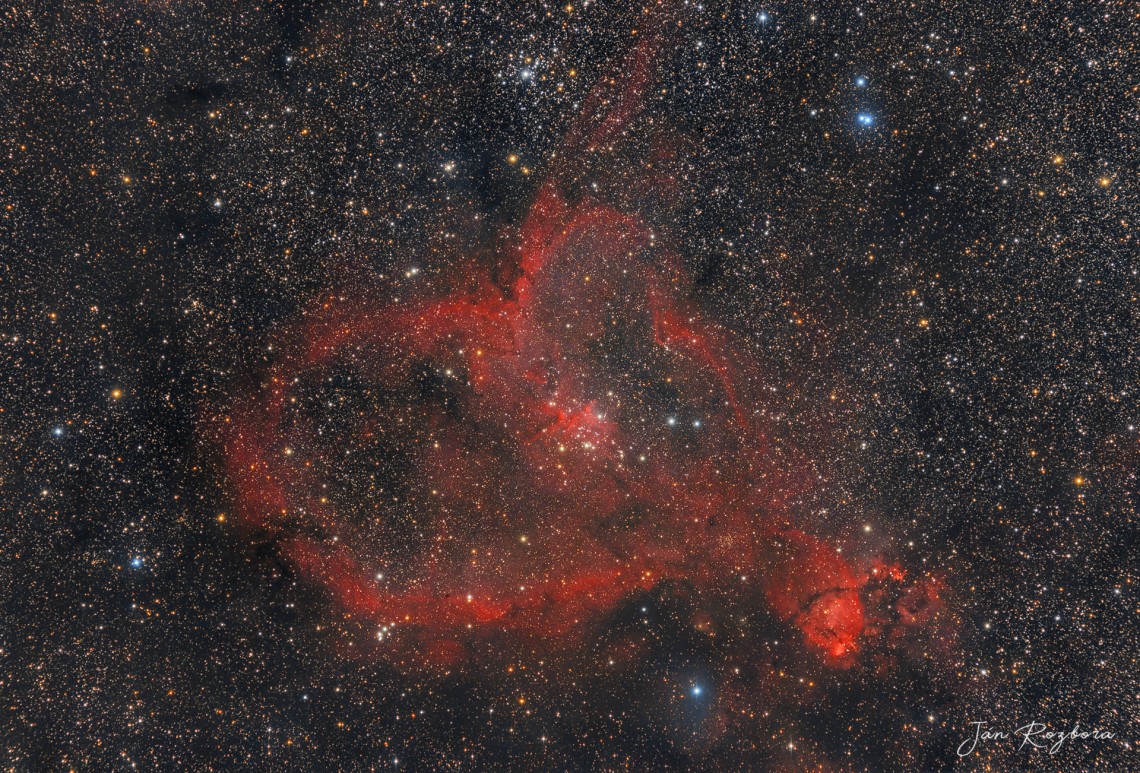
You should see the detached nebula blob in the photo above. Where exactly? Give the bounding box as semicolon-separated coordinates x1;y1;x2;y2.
219;11;942;682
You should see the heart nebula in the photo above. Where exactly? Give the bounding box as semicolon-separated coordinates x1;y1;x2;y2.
219;16;937;672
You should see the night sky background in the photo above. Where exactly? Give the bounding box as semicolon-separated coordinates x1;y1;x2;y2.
2;1;1137;770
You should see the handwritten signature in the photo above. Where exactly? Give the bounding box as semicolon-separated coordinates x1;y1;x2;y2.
957;721;1116;757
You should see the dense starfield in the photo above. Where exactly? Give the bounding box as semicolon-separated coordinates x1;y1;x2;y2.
2;1;1137;770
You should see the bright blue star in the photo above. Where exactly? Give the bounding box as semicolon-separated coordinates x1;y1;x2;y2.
130;557;144;569
691;685;702;696
757;12;768;23
855;76;867;87
857;113;875;126
52;427;64;437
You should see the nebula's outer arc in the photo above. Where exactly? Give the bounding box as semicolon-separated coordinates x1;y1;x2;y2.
214;8;931;669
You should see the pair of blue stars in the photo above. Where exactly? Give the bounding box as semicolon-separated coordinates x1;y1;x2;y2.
854;76;876;127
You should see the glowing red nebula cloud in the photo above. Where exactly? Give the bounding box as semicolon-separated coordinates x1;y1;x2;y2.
216;9;940;671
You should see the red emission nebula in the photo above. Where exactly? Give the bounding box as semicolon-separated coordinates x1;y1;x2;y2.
218;12;947;672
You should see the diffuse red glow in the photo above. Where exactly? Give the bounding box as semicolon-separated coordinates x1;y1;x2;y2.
217;13;933;670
